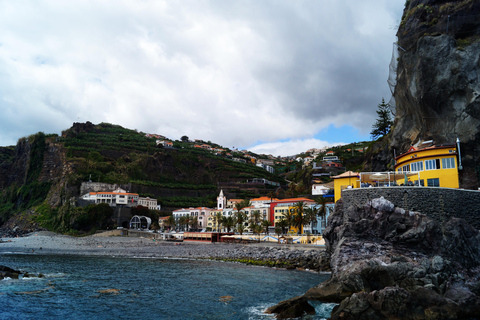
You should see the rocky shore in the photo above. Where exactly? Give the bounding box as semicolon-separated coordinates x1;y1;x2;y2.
0;231;331;272
267;197;480;319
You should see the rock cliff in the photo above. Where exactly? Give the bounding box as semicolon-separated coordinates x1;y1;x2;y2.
376;0;480;188
320;197;480;319
268;197;480;319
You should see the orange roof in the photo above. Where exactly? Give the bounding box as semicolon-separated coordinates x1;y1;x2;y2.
332;171;359;179
250;196;277;202
96;191;138;196
275;197;315;203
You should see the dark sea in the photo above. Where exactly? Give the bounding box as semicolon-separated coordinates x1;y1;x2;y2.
0;254;334;320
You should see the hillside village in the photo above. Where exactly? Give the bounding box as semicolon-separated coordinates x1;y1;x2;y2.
74;130;464;246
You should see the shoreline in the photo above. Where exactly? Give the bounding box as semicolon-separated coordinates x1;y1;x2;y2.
0;231;331;272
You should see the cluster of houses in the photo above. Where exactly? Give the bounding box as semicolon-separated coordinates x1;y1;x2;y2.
160;190;334;235
79;136;463;243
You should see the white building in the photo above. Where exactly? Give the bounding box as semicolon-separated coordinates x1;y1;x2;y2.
138;197;159;210
80;188;139;207
312;184;331;196
256;163;275;174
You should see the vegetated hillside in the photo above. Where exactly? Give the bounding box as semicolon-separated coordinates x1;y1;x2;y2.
0;122;286;233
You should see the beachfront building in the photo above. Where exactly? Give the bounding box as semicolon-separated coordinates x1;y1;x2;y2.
394;141;459;188
269;197;317;234
193;207;211;230
243;206;270;232
207;208;223;231
172;207;211;230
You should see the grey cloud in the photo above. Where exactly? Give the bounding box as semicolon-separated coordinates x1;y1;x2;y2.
0;0;405;152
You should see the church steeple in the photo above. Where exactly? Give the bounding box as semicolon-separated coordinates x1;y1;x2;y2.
217;189;226;209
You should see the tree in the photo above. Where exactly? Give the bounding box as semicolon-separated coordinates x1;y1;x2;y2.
261;220;271;235
370;98;393;140
215;212;223;232
222;216;235;233
166;215;176;231
233;210;248;235
282;209;295;234
304;206;319;233
249;210;262;239
181;135;189;142
189;216;198;231
292;202;306;234
315;196;328;234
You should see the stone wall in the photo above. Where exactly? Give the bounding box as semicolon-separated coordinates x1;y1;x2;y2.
341;187;480;230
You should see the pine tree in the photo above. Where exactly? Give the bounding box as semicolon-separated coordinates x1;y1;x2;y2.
370;98;393;140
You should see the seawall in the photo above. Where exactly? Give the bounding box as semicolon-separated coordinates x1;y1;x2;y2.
341;187;480;230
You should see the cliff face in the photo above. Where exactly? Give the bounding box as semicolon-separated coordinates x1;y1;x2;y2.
389;0;480;188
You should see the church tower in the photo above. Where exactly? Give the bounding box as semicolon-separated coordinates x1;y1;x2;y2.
217;189;226;210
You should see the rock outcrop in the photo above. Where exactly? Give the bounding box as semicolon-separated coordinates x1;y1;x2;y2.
389;0;480;189
305;197;480;319
268;197;480;319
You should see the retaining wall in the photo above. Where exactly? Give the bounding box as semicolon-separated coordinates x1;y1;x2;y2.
341;187;480;230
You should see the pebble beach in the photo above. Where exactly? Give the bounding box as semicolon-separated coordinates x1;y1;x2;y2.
0;231;331;272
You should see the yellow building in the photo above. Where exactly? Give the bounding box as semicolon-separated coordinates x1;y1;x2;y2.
332;171;360;202
395;142;459;188
207;209;223;231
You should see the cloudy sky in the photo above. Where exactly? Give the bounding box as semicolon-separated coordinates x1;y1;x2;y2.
0;0;405;156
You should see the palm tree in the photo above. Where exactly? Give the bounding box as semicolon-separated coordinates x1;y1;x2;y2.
178;216;186;231
215;212;223;232
249;210;262;240
283;209;295;234
166;215;176;231
316;196;328;234
237;223;246;235
233;211;248;235
277;219;288;235
223;216;235;233
267;191;276;204
189;216;198;231
292;202;306;234
261;220;271;236
304;206;319;234
275;225;283;238
184;215;191;231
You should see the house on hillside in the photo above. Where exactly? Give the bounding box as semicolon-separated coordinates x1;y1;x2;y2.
138;197;160;210
80;188;139;207
156;140;173;148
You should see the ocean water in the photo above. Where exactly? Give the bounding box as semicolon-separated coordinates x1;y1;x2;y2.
0;254;335;320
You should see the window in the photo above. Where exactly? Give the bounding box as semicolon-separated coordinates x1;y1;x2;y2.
414;180;424;186
427;178;440;187
425;159;440;170
411;161;423;172
442;157;455;169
